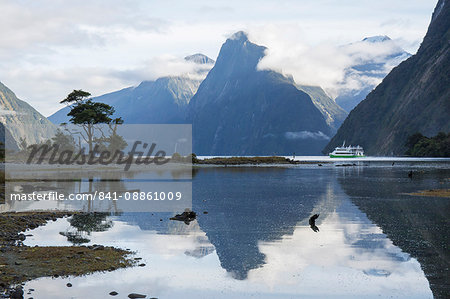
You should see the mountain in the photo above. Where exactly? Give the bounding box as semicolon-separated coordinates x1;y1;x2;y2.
187;31;333;155
296;84;347;133
50;76;202;124
324;0;450;156
0;81;56;149
185;53;215;65
335;35;411;112
49;54;214;124
361;35;391;43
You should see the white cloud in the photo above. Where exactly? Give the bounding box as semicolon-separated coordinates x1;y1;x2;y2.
112;55;214;82
251;27;411;98
0;1;168;52
0;0;436;116
2;55;213;116
285;131;330;141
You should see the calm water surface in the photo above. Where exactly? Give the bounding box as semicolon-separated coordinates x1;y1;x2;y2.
22;162;450;298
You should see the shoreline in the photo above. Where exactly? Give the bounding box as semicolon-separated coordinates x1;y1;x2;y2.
194;156;325;165
192;156;450;166
196;156;450;163
0;211;136;296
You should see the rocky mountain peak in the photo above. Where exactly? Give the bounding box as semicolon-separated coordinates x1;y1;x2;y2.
362;35;391;43
184;53;215;65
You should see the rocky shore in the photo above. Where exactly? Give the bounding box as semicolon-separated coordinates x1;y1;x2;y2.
0;211;136;298
407;189;450;198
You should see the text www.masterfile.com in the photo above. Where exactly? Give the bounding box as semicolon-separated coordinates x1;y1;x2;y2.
9;191;183;201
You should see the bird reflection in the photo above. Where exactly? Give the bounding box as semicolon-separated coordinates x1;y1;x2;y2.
408;170;413;179
309;214;320;232
170;209;197;225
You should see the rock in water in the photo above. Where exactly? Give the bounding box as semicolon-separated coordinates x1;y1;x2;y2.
10;287;24;299
128;294;146;298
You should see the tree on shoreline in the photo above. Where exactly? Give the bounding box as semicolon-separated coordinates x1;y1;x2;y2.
405;132;450;157
60;90;123;154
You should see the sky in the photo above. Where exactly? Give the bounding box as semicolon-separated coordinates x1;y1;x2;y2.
0;0;438;116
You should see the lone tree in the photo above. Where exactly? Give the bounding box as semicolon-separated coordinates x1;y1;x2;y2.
60;90;123;153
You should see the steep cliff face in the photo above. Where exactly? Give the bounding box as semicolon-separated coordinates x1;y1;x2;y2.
0;123;19;151
324;0;450;156
188;32;333;155
0;81;56;148
297;85;347;133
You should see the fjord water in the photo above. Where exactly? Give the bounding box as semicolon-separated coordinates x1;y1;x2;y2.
23;162;449;298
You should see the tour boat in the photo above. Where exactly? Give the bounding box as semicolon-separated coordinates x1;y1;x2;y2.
329;142;364;158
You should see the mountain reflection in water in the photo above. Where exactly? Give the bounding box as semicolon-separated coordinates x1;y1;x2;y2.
337;166;450;298
22;165;442;298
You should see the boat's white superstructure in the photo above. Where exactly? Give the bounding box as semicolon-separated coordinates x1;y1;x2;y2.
330;142;364;158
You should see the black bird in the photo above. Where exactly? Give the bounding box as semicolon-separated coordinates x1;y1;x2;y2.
408;171;413;179
309;214;320;232
170;209;197;225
